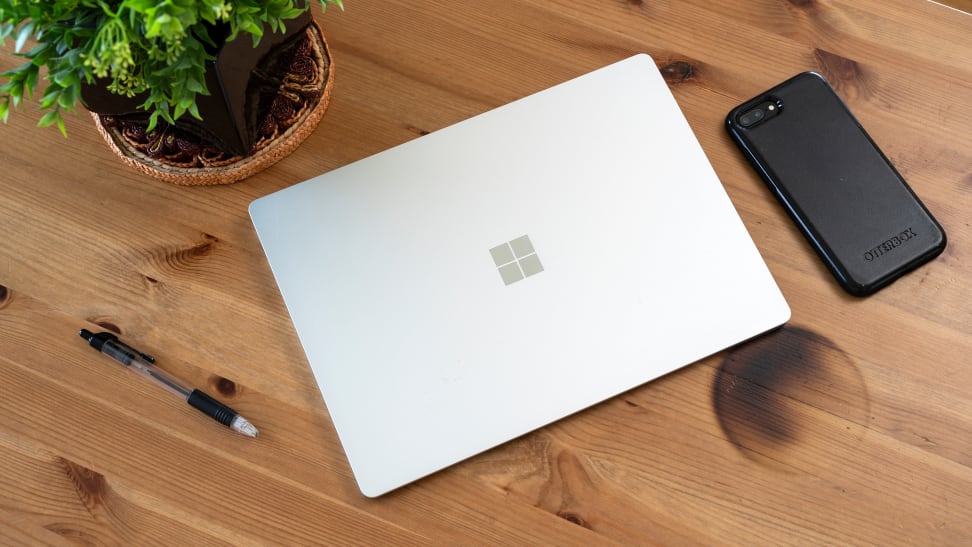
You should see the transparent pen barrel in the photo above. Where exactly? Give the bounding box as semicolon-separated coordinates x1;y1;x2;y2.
103;341;193;399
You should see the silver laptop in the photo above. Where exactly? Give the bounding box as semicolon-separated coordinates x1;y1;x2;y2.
249;54;790;497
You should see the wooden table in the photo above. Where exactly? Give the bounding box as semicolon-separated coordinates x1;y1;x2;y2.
2;0;970;544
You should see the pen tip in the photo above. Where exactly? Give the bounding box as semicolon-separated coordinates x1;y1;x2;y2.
231;416;260;438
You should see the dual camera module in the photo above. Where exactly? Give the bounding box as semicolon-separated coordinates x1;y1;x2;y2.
737;98;782;128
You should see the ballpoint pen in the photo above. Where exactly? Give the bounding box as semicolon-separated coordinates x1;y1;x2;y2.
79;329;259;438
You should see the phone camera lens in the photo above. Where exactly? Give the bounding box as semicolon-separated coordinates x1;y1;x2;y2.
739;106;767;127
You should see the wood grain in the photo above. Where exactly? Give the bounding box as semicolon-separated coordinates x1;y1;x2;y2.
936;0;972;14
1;0;971;543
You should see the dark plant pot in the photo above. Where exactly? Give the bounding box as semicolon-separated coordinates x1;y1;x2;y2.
81;11;314;157
83;14;333;185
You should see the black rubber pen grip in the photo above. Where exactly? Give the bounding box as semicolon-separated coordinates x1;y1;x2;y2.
187;390;237;426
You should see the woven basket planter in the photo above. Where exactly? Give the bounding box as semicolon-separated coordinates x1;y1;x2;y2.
90;21;333;186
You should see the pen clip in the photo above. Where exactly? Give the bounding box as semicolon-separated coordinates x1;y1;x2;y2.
99;332;156;363
136;349;156;363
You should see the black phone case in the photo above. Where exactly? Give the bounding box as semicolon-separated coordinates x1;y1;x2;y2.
726;72;946;296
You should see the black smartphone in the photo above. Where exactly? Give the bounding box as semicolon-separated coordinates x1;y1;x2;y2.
726;72;946;296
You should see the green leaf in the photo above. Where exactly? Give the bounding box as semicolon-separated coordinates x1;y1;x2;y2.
147;110;160;132
51;67;76;88
185;76;206;94
0;99;9;124
37;109;59;128
39;85;60;110
57;83;78;110
249;28;264;47
24;66;38;97
0;22;14;42
15;21;34;53
0;79;18;95
193;23;217;48
320;0;344;12
27;42;53;66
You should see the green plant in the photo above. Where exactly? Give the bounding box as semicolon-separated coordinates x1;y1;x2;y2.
0;0;342;135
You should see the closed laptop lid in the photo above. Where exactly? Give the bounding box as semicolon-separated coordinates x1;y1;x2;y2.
249;54;790;497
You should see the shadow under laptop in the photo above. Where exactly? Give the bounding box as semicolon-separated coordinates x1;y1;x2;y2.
712;326;870;472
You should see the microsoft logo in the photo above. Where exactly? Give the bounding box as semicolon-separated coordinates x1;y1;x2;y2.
489;235;544;286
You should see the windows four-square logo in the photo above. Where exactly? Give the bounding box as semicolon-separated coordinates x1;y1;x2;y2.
489;235;544;286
